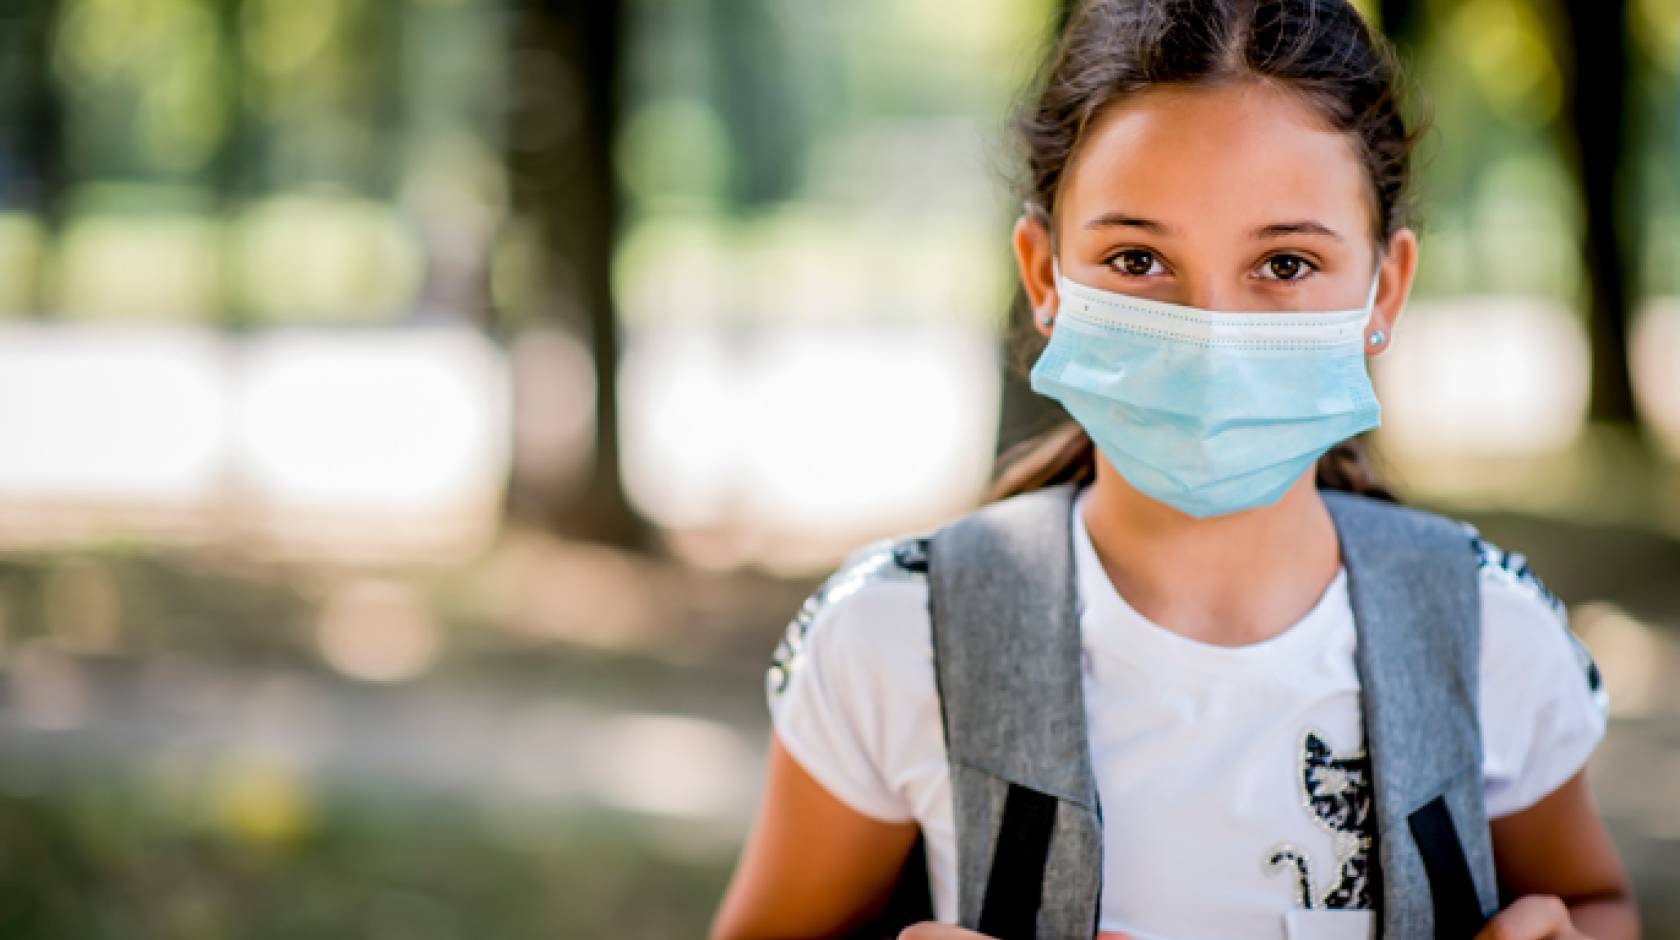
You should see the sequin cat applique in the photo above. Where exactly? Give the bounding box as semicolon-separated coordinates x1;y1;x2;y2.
1264;729;1376;909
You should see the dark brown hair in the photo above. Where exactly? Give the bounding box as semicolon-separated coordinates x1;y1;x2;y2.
988;0;1421;504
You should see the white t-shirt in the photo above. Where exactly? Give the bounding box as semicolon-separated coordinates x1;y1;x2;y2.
764;484;1609;940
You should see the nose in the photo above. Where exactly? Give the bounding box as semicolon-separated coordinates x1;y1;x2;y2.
1181;280;1241;312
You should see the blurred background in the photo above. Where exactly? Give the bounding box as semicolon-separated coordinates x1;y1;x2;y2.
0;0;1675;935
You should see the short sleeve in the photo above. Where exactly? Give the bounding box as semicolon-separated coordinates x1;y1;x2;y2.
1476;538;1610;819
764;541;925;824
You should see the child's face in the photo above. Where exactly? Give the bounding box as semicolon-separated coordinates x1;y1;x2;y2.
1014;77;1414;345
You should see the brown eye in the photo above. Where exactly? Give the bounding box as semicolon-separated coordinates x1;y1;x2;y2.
1114;249;1159;277
1264;254;1310;280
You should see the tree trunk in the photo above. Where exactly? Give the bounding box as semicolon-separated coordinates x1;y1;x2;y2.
0;0;64;317
508;0;648;548
1377;0;1422;57
1559;0;1639;427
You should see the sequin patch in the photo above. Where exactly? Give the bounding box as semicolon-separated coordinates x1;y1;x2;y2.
766;535;930;700
1470;531;1563;614
1264;728;1376;909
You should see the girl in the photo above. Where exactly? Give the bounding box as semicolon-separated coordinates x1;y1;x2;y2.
710;0;1638;937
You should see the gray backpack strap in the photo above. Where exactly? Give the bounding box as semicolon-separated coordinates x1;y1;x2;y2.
924;483;1494;939
925;480;1102;939
1323;490;1498;940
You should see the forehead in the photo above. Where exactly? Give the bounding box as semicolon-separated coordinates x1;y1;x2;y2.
1058;79;1372;239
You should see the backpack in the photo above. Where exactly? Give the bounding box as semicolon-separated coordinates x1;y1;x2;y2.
845;480;1500;940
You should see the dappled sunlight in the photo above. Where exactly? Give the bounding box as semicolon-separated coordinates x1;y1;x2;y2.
507;325;597;502
1631;298;1680;460
1372;294;1589;459
1571;601;1678;720
233;328;508;515
619;323;1000;575
1356;294;1677;527
57;209;224;321
0;323;227;506
231;194;423;321
0;324;509;563
470;528;669;649
581;712;760;819
314;578;441;684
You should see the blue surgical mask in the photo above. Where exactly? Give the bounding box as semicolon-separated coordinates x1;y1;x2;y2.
1030;258;1383;518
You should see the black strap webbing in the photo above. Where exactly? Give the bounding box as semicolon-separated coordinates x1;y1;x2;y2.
977;783;1058;940
1408;794;1492;940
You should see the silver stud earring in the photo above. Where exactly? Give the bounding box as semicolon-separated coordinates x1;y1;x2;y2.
1040;312;1055;327
1368;330;1385;347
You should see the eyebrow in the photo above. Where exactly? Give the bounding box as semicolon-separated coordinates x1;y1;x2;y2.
1083;211;1176;234
1082;211;1345;242
1251;221;1345;242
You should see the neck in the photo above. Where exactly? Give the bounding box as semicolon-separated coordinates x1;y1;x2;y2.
1080;453;1342;646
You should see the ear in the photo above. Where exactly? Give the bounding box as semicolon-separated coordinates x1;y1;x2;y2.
1012;211;1058;339
1366;227;1417;357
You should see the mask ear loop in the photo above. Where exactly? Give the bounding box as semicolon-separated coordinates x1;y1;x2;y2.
1362;271;1385;348
1044;255;1063;327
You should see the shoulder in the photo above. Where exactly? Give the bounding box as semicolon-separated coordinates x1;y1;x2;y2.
1469;530;1611;816
760;534;938;825
1471;529;1609;719
1325;489;1606;714
766;533;934;703
1470;530;1564;617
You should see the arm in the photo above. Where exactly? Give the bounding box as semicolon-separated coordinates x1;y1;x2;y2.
710;730;922;940
1475;769;1639;940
